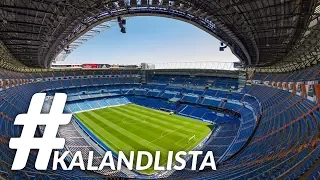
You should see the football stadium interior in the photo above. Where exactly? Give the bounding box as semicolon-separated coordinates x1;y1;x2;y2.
0;0;320;179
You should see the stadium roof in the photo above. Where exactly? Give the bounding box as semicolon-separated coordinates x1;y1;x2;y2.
0;0;319;72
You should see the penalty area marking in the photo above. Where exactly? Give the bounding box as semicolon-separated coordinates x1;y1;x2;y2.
174;136;191;146
146;124;188;146
161;129;174;137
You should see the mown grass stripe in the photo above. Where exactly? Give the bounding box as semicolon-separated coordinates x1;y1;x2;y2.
125;104;210;129
109;106;191;138
114;104;206;134
74;104;214;175
89;110;168;153
82;111;154;153
75;113;134;154
93;107;173;147
87;110;171;172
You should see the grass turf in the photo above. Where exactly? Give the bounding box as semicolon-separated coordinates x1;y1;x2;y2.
74;103;214;175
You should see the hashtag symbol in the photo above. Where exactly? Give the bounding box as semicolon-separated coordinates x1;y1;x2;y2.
9;93;71;170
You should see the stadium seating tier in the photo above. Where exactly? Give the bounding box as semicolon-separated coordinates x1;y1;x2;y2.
0;71;319;179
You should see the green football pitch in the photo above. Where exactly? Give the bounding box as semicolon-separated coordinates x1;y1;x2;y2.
74;103;214;175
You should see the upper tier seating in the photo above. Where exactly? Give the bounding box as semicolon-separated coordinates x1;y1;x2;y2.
151;75;239;89
252;66;320;82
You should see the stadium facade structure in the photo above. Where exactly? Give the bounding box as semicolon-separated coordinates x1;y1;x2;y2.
0;0;320;179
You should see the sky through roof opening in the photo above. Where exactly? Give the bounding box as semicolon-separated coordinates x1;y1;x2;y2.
63;16;239;65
